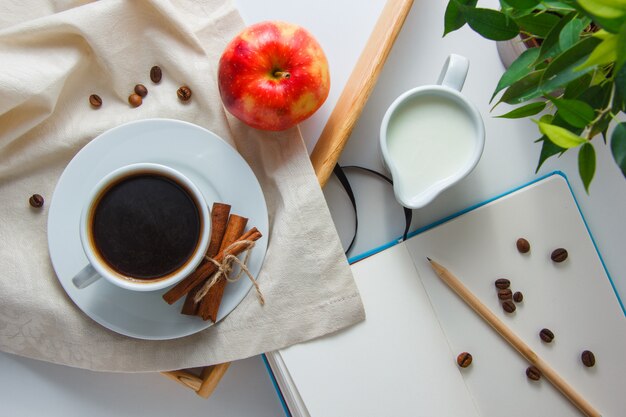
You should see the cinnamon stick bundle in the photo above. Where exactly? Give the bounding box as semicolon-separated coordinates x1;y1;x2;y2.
197;215;247;321
181;203;231;315
162;227;262;305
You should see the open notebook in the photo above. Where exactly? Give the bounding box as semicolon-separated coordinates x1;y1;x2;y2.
264;173;626;417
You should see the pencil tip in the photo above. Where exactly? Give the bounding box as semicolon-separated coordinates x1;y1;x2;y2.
426;257;431;262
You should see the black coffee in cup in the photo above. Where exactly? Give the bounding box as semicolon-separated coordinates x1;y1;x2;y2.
88;172;202;281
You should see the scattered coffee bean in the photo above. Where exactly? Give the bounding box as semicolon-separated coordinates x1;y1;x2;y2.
150;65;162;83
89;94;102;108
128;93;142;107
551;248;568;263
581;350;596;367
513;291;523;303
502;300;516;313
457;352;472;368
134;84;148;97
29;194;44;208
539;328;555;343
497;288;513;300
516;237;530;253
526;365;542;381
177;85;192;102
495;278;510;289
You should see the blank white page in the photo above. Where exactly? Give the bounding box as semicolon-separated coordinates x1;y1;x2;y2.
279;243;479;417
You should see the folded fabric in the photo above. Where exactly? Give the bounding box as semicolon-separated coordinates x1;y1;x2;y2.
0;0;364;372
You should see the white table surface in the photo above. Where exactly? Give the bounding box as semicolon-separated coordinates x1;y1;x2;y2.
3;0;625;415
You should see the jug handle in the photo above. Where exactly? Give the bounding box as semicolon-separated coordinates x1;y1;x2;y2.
436;54;469;91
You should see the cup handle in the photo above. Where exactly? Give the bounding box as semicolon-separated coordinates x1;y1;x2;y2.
72;264;101;289
436;54;469;91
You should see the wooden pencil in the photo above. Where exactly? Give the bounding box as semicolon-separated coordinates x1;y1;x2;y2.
427;258;601;417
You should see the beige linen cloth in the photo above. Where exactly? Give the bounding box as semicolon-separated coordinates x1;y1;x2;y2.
0;0;364;372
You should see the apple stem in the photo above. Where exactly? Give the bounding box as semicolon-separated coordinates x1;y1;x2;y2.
273;71;291;79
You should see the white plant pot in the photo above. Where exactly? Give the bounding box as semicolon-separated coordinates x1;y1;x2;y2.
496;35;529;69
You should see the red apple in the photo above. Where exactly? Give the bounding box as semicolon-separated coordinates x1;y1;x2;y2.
218;21;330;131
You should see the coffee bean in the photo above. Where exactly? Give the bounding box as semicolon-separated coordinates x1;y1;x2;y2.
551;248;568;263
513;291;523;303
539;328;554;343
134;84;148;97
495;278;510;289
581;350;596;367
150;65;162;83
457;352;472;368
526;365;542;381
177;86;192;102
89;94;102;108
516;238;530;253
498;288;513;300
128;93;142;107
29;194;44;208
502;300;516;313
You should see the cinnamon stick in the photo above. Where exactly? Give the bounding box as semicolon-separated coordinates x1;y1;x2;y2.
207;204;234;258
181;203;231;315
162;227;261;305
197;215;248;321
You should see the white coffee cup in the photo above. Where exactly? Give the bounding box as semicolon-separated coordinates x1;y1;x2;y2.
73;163;211;291
380;54;485;209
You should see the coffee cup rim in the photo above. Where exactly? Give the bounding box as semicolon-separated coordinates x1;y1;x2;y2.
79;162;211;291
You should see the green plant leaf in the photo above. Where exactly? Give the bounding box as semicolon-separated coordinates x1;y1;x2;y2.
462;7;520;40
538;121;588;148
535;135;565;172
499;1;537;18
515;12;561;38
540;114;555;124
500;70;545;104
536;12;576;62
577;7;624;33
591;71;606;87
592;30;613;40
577;0;626;19
578;142;596;192
554;112;585;134
491;47;540;102
549;98;596;127
563;73;592;98
443;0;478;36
543;36;600;79
538;1;577;12
559;17;585;51
590;70;607;86
540;36;601;92
614;64;626;112
617;21;626;70
496;101;546;118
577;33;618;70
578;84;611;142
533;111;582;172
591;112;612;142
579;83;612;110
611;123;626;178
504;0;541;9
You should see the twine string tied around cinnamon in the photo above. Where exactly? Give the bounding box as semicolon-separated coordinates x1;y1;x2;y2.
193;239;265;305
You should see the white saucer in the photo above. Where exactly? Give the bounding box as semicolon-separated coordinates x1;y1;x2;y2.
47;119;268;340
